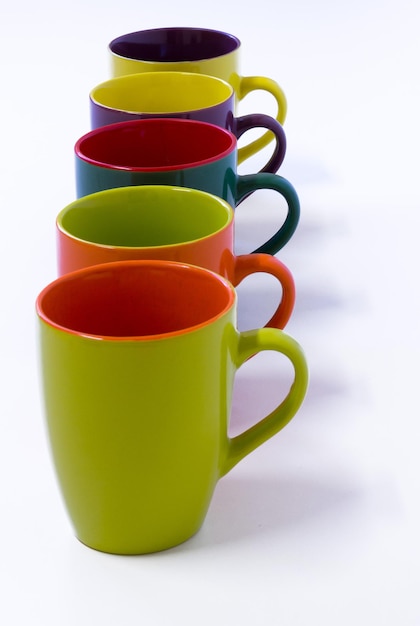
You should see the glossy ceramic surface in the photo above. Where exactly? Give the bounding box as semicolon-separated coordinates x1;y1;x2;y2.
56;185;295;330
36;260;308;554
109;27;241;82
89;71;286;171
108;27;287;161
75;118;300;254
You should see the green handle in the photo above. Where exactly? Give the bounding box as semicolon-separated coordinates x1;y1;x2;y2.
236;75;288;164
236;173;300;255
221;328;309;477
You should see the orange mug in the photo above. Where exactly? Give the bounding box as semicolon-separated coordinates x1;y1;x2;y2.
56;185;295;330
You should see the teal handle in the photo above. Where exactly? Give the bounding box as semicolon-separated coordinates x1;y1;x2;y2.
236;173;300;255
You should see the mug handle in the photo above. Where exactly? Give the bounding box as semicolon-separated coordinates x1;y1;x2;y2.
236;76;288;164
232;253;295;329
234;114;287;174
221;328;309;476
235;173;300;255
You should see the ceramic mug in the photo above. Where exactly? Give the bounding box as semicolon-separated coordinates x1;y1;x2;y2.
75;118;300;255
89;71;286;173
36;259;309;554
56;185;295;330
108;27;287;163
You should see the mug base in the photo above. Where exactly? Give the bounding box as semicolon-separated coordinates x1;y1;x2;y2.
74;525;203;555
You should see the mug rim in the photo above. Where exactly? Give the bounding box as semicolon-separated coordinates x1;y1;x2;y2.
56;185;234;250
108;27;240;62
74;118;236;172
89;71;234;115
36;260;236;342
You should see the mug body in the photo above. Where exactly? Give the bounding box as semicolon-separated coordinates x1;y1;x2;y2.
109;27;240;89
57;185;234;277
36;260;237;554
90;71;235;129
75;118;237;206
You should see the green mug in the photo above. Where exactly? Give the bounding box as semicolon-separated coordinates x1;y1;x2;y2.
36;260;309;554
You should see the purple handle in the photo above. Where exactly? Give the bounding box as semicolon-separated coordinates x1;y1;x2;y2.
233;114;287;174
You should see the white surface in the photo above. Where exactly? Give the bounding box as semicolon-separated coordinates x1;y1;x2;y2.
1;1;420;623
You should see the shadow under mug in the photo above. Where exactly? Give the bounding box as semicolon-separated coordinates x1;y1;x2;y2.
56;185;295;330
108;27;287;163
75;118;300;255
89;71;286;173
36;259;309;554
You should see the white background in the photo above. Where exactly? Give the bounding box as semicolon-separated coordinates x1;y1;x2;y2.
1;1;420;623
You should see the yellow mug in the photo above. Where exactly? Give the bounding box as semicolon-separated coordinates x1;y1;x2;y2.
90;71;287;172
36;260;309;554
109;27;287;163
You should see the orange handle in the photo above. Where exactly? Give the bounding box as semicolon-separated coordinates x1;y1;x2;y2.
233;253;295;329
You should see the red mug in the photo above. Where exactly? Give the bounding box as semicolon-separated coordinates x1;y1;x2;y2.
75;118;300;255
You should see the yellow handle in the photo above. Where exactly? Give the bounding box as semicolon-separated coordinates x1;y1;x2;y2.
236;76;288;164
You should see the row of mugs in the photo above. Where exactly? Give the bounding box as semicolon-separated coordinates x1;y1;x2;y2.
36;27;309;555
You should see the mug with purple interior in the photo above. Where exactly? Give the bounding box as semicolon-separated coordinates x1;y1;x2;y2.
108;27;287;164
